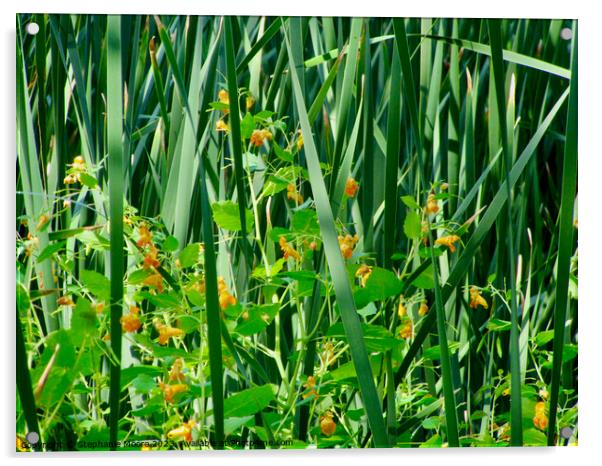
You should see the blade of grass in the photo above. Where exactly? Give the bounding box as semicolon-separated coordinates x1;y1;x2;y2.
547;21;577;446
284;21;389;448
488;18;522;446
106;14;124;449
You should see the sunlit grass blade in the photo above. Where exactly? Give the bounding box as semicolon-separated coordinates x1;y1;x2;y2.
284;21;389;448
106;14;124;449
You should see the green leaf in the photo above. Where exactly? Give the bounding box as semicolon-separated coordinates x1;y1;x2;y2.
178;243;201;268
354;267;404;308
80;269;111;302
423;342;461;360
534;330;555;347
403;210;422;240
36;241;65;263
292;209;320;236
401;195;421;210
327;322;400;352
223;384;276;418
162;235;179;252
410;264;434;289
79;172;98;188
234;303;279;336
211;200;254;232
71;298;98;346
240;112;255;139
486;318;512;332
274;143;294;162
131;374;157;394
121;366;163;388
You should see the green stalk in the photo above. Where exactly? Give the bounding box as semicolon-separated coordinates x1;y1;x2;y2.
547;21;577;446
107;14;124;449
392;18;460;447
284;22;389;448
488;19;522;446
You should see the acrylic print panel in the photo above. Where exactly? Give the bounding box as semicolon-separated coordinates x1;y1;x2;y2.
15;14;578;452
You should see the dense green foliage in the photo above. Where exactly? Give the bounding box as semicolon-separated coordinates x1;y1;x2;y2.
16;15;577;451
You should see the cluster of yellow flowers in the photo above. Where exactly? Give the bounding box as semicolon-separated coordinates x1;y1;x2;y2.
286;183;304;204
338;234;359;260
533;401;549;430
153;319;185;345
345;178;359;198
64;156;86;185
469;287;488;309
355;264;372;287
218;276;237;310
320;411;336;436
167;420;196;442
279;236;301;261
121;305;142;333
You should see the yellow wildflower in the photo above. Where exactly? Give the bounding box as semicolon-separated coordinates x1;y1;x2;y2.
279;236;301;261
246;95;255;110
533;401;548;430
345;178;359;198
320;411;336;436
425;193;439;215
419;301;429;316
121;305;142;333
36;214;50;231
286;184;304;204
435;234;460;253
143;273;164;293
168;358;186;383
399;318;413;339
215;119;229;132
217;276;237;309
137;225;153;248
250;129;272;147
296;133;304;151
167;420;196;442
302;375;318;399
159;382;188;403
57;295;74;306
469;286;488;309
154;320;185;345
398;296;407;318
338;234;359;260
355;265;373;288
218;89;229;114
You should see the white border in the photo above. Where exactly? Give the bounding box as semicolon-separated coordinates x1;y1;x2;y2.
2;1;600;465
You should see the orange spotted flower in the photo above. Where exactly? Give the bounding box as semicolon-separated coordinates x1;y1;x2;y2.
345;178;359;198
167;420;196;442
250;129;272;147
425;193;439;215
469;287;488;309
154;320;185;345
143;244;160;269
533;401;548;430
355;265;373;288
136;225;153;248
320;411;336;436
399;317;413;339
215;119;229;132
143;273;164;293
159;381;188;403
121;305;142;333
57;295;74;306
168;358;186;383
338;234;359;260
217;89;229;114
217;276;237;309
286;184;304;204
279;236;301;261
435;234;461;253
302;375;319;399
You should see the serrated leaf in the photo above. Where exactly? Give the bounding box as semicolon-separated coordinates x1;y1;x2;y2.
80;269;111;302
178;243;200;268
